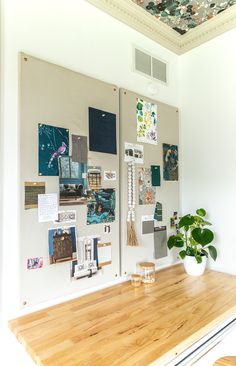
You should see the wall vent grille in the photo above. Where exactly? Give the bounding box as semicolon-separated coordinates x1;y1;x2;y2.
134;47;167;84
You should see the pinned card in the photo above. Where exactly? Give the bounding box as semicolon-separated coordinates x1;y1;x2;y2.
154;226;167;259
151;165;161;187
89;107;117;155
72;135;88;163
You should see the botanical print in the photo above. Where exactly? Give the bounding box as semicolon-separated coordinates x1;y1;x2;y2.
38;124;69;176
87;189;115;225
137;98;157;145
133;0;236;35
163;143;178;181
27;257;43;270
48;226;77;264
138;167;156;205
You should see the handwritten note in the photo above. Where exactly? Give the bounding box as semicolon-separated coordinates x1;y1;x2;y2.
38;193;58;223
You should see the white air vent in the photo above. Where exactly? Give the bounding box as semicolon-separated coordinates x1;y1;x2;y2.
134;47;167;84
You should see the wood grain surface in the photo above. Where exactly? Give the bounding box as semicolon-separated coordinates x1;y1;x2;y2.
9;265;236;366
214;357;236;366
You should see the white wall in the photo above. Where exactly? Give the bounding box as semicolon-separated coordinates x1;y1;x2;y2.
180;28;236;274
1;0;179;320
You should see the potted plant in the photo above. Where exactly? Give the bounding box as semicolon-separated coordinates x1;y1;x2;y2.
167;208;217;276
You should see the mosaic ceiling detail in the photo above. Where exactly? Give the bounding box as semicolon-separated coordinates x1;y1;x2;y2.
133;0;236;34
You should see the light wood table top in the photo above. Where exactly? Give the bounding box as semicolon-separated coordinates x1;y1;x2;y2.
214;357;236;366
9;265;236;366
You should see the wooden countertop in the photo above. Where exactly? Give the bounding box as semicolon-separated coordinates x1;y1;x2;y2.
214;357;236;366
9;265;236;366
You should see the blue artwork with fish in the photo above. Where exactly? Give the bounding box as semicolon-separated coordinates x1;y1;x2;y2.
38;123;69;176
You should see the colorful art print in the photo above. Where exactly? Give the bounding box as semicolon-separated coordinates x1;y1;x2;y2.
48;226;77;264
54;210;76;223
87;189;115;225
24;182;45;209
138;167;156;205
38;123;69;176
163;143;178;181
87;166;102;189
137;98;158;145
124;142;144;164
154;202;162;221
104;170;116;181
27;257;43;270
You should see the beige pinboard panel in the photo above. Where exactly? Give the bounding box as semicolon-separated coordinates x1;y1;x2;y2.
20;53;120;308
119;88;179;276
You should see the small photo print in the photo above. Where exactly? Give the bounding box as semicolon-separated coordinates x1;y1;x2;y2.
54;210;76;223
27;257;43;270
88;166;102;190
48;226;77;264
124;142;144;164
163;143;178;181
104;170;116;181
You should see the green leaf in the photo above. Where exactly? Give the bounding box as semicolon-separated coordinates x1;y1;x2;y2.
195;255;202;263
184;225;189;231
202;220;212;226
196;208;206;217
179;214;195;229
179;250;186;259
201;249;209;258
192;228;214;245
208;245;217;261
136;102;143;111
186;246;195;256
167;235;184;249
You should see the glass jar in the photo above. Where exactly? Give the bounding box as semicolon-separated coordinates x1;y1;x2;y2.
139;262;155;283
131;273;142;287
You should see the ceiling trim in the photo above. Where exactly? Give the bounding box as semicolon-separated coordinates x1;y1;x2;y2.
86;0;236;55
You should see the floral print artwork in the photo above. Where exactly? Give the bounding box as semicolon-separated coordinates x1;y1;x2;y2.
133;0;236;35
137;98;158;145
138;167;156;205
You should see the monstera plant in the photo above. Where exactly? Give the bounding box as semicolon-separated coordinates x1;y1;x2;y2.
167;208;217;276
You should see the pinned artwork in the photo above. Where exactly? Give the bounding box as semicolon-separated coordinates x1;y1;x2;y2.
38;193;58;223
163;143;178;181
97;242;112;267
137;98;157;145
24;182;45;209
59;157;88;205
87;166;102;190
27;257;43;270
170;211;179;232
124;142;144;164
89;107;117;155
38;124;69;176
54;210;76;224
71;235;100;279
87;188;115;225
48;226;77;264
154;202;163;221
138;167;156;205
104;170;116;181
151;165;161;187
72;135;88;163
154;226;167;259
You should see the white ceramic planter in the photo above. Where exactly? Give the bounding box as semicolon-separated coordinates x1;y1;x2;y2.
183;255;207;276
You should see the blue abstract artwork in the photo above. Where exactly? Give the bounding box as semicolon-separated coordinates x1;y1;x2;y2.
87;189;115;225
38;123;69;176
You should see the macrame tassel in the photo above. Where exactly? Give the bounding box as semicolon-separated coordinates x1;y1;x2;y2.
127;221;139;247
127;161;139;246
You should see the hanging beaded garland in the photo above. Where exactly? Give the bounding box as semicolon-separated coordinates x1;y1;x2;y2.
127;161;139;246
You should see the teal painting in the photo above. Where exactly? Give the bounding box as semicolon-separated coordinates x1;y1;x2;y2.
38;124;69;176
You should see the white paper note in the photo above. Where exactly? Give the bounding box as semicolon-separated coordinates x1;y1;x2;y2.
38;193;58;223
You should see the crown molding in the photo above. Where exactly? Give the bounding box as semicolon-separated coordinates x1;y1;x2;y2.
86;0;236;55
